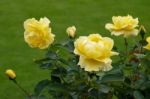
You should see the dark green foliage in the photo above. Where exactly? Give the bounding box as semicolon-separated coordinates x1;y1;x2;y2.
33;29;150;99
34;79;50;96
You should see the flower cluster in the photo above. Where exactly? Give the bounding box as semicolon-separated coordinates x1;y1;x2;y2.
22;15;150;72
6;15;150;99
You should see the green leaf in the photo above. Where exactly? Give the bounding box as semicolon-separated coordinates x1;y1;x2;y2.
134;53;146;59
40;62;52;69
51;74;61;83
101;74;124;83
133;90;144;99
34;57;54;69
112;94;118;99
63;39;74;52
48;83;69;94
99;84;111;93
38;95;47;99
26;95;47;99
59;58;70;65
133;79;145;89
25;95;36;99
46;50;57;60
141;81;150;90
123;67;134;77
34;58;50;64
34;79;50;96
106;68;122;75
96;72;105;77
141;58;150;70
70;92;78;99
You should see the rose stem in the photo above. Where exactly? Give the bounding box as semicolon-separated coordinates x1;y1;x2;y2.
13;80;32;99
124;38;128;56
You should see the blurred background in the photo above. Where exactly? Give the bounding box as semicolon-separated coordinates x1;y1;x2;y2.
0;0;150;98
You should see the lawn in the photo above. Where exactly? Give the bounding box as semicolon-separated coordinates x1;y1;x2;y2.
0;0;150;98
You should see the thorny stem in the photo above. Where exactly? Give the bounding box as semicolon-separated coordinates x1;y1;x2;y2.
13;80;31;99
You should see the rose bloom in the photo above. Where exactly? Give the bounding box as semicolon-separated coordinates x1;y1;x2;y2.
74;34;118;72
6;69;16;79
105;15;139;37
144;37;150;50
66;26;76;38
24;17;55;49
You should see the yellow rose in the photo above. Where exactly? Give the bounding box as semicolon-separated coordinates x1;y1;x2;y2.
74;34;118;72
24;17;55;49
144;37;150;50
66;26;76;38
105;15;139;37
5;69;16;79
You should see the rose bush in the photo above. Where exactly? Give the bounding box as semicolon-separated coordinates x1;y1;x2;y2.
6;16;150;99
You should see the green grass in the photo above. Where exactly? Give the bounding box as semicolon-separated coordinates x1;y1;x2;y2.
0;0;150;98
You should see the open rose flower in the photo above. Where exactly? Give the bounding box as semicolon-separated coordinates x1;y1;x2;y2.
74;34;118;72
105;15;139;37
24;17;55;49
144;37;150;50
